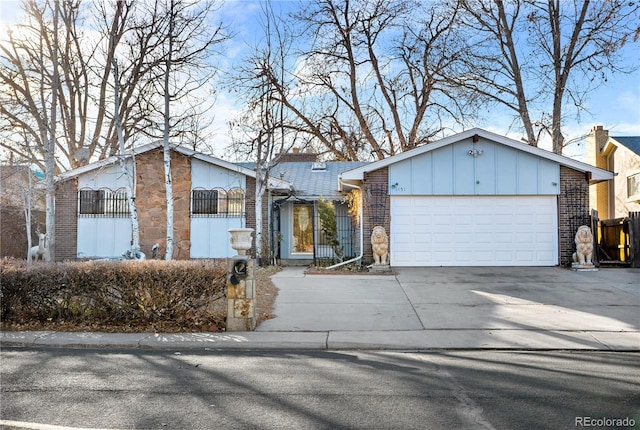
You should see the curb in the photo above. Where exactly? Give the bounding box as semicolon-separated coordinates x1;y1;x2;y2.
2;330;638;351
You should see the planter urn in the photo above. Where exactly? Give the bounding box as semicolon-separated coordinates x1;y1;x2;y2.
228;228;254;255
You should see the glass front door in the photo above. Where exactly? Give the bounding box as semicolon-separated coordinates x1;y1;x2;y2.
293;205;314;254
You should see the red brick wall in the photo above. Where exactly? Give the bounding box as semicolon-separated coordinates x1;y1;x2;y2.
135;149;191;259
55;178;78;261
362;167;390;265
558;166;590;266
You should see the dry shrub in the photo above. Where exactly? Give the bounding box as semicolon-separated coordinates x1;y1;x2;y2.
1;258;228;332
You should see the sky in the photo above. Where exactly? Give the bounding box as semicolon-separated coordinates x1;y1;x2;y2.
1;0;639;162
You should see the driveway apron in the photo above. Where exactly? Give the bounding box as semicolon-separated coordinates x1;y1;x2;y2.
256;267;423;332
258;266;640;343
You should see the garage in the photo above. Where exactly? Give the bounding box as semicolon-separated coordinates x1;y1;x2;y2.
390;195;558;266
339;128;614;267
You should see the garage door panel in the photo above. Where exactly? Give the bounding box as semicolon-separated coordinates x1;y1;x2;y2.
391;195;558;266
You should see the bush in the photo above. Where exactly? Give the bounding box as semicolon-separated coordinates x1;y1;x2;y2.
0;258;228;332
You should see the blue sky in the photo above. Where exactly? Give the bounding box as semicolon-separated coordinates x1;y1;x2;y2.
1;0;639;161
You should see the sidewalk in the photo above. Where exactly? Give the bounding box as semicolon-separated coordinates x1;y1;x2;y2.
2;266;639;351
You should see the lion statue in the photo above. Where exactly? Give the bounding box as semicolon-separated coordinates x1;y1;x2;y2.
371;225;389;265
572;225;594;266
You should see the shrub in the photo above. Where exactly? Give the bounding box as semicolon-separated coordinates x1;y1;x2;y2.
0;258;228;332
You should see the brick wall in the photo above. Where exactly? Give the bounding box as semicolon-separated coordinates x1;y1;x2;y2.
362;167;390;265
135;149;191;259
55;178;78;261
559;166;590;266
244;177;269;258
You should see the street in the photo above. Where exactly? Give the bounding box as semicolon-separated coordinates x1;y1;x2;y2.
1;348;638;429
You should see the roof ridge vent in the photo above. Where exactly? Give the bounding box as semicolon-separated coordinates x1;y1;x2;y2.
311;161;327;171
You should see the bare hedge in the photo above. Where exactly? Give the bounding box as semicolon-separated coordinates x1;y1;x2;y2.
0;258;228;332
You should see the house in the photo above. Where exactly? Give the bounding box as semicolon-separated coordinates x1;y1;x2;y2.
54;142;290;261
340;128;614;267
52;128;615;267
586;125;640;219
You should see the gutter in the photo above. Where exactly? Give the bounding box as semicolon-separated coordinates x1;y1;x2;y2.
326;176;363;269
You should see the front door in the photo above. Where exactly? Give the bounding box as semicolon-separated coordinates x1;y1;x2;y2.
292;204;314;254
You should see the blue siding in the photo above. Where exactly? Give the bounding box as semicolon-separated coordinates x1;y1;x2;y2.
432;145;454;194
388;138;560;196
411;154;433;194
475;141;496;194
496;147;518;194
390;158;412;194
453;141;475;194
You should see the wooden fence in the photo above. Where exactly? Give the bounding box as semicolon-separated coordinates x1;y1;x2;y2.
591;210;640;268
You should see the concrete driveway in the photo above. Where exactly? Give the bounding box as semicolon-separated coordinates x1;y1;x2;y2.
257;266;640;350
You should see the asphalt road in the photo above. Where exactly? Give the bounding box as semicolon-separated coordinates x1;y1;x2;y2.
1;348;638;430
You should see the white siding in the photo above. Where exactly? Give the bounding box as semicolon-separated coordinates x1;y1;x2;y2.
190;217;244;258
77;218;131;258
190;159;247;258
76;163;133;258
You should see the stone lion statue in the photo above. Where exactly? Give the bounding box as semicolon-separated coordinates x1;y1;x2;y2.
371;225;389;265
572;225;594;266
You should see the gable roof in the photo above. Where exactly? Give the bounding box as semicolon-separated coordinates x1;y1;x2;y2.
55;141;292;190
340;128;615;184
610;136;640;157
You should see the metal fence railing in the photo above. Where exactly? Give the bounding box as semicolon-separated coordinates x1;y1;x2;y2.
78;188;129;218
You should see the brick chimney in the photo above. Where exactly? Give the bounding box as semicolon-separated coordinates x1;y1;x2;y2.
586;125;609;165
585;125;611;219
276;148;318;163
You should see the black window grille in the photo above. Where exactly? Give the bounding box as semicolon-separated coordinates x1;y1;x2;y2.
78;188;129;217
191;188;245;217
192;189;219;215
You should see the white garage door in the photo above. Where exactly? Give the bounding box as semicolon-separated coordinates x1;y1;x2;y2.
391;195;558;266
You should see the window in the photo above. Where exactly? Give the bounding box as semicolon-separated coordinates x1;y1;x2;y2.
227;188;245;216
79;189;104;214
78;188;129;217
628;173;640;200
192;189;220;215
191;188;245;217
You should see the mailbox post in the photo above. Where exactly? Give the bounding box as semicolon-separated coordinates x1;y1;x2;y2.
226;229;256;331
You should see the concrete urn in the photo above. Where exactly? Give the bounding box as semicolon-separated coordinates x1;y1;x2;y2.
228;228;254;255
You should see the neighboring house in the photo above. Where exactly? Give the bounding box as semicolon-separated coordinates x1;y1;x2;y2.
54;142;290;261
340;128;613;267
0;165;46;259
586;125;640;219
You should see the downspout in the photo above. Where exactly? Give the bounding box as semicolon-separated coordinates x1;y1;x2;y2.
326;176;363;269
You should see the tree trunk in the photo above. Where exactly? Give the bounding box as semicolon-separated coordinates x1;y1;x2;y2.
255;170;263;263
163;0;175;260
24;170;33;262
44;0;60;261
113;60;140;251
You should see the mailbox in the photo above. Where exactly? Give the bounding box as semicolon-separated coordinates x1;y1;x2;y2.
229;258;248;285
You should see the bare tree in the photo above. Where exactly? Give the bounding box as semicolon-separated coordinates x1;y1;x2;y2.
149;0;227;260
275;0;469;160
162;0;176;260
456;0;640;154
0;0;226;171
112;59;140;254
44;0;60;261
228;1;298;263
